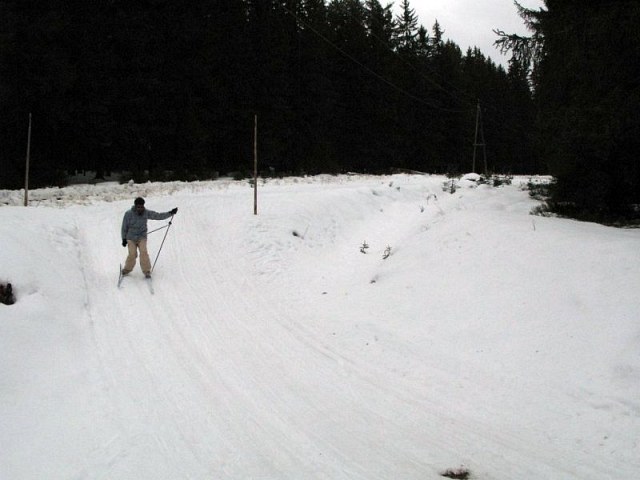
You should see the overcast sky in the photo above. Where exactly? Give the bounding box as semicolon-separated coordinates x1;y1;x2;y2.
402;0;545;67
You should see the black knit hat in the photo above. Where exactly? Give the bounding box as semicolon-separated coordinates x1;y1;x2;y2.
134;197;145;205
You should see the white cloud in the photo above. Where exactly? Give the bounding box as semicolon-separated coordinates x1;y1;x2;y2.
403;0;545;66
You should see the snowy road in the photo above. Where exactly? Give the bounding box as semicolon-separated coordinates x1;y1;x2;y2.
2;174;639;479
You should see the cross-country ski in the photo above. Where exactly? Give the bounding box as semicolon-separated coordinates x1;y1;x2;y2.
146;276;154;295
117;264;125;288
118;267;154;294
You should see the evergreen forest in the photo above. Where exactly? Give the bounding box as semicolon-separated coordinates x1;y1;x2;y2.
0;0;535;188
1;0;638;222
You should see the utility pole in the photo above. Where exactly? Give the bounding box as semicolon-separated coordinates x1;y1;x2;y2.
253;114;258;215
472;101;488;176
24;113;32;206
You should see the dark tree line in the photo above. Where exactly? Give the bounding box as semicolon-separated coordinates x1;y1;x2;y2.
498;0;640;222
0;0;538;189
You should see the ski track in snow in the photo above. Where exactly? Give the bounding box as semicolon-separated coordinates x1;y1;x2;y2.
1;174;639;479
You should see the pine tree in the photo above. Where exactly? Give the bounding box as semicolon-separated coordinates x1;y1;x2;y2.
498;0;640;220
394;0;418;54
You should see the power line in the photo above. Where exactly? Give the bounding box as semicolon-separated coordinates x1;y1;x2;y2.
360;3;478;109
281;3;471;114
279;3;536;163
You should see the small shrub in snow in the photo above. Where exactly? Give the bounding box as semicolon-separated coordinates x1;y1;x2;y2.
527;179;553;201
440;466;471;479
360;241;369;254
491;174;512;186
292;226;309;239
0;282;15;305
382;245;391;259
442;178;457;194
530;203;555;217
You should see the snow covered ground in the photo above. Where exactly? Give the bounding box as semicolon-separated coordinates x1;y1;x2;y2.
1;173;639;479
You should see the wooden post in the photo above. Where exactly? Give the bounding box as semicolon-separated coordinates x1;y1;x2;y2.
253;114;258;215
24;113;32;207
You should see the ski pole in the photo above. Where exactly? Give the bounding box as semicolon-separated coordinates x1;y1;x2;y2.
147;224;169;235
151;214;174;273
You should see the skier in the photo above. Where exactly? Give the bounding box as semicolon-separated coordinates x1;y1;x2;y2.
121;197;178;278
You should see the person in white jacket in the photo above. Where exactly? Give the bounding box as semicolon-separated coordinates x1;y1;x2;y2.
121;197;177;278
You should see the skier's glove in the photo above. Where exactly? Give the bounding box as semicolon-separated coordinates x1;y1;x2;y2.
122;239;127;247
170;207;178;215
